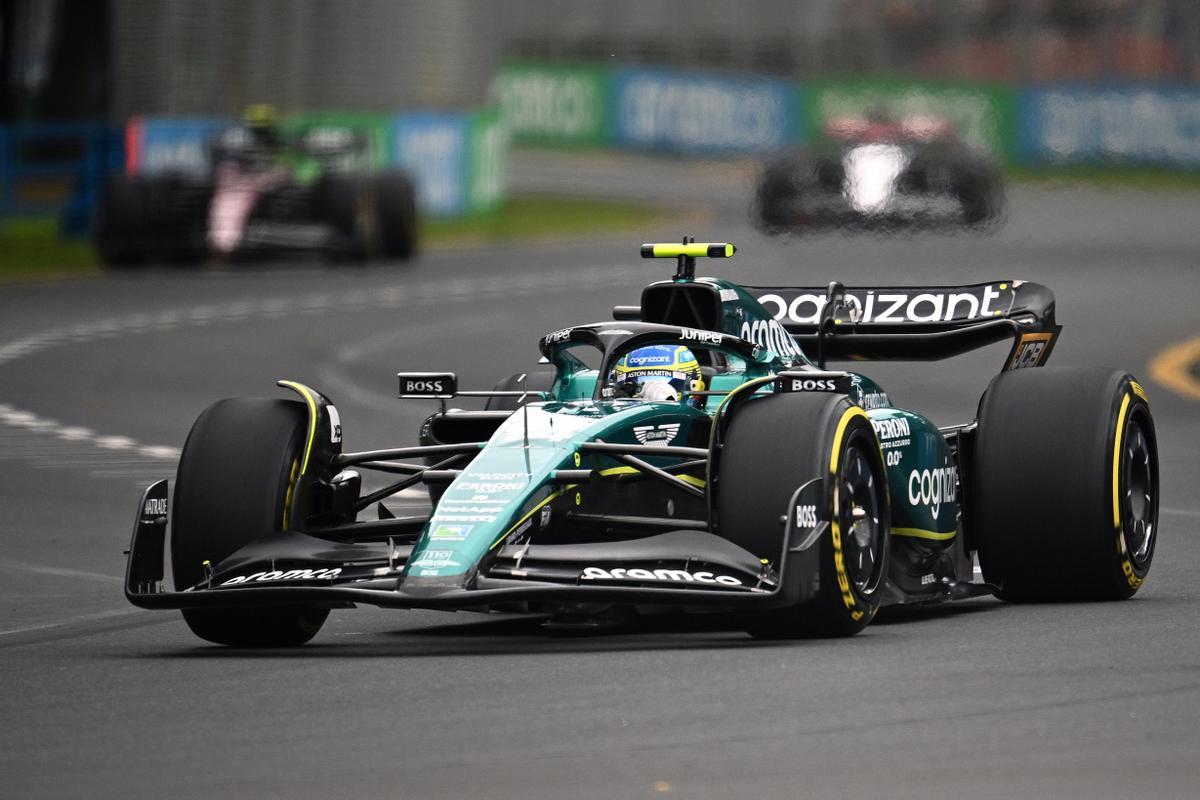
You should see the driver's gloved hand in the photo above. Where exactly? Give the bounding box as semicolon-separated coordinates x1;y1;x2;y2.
640;382;679;402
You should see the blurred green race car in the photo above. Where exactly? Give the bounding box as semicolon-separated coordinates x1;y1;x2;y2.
97;106;418;266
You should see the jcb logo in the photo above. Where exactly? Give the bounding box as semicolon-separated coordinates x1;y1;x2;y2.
1009;334;1053;370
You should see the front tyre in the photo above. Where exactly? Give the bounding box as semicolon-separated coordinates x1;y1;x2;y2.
972;368;1158;601
718;393;889;638
172;398;329;646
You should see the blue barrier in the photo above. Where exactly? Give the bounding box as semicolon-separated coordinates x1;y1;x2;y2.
1019;85;1200;168
390;113;468;215
609;67;799;154
0;123;122;236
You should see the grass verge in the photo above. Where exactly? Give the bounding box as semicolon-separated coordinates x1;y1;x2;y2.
0;194;671;282
0;217;99;280
1007;164;1200;191
421;193;669;246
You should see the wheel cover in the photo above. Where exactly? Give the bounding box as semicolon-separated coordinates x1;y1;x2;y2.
839;443;884;593
1122;418;1156;566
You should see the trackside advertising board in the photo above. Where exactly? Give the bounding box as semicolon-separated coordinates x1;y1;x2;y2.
1019;86;1200;168
466;107;509;213
124;117;226;176
805;77;1016;159
390;113;467;215
490;62;609;146
389;108;508;216
282;111;391;170
610;68;799;154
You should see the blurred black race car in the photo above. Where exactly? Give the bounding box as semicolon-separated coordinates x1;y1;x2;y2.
755;112;1004;232
96;106;418;266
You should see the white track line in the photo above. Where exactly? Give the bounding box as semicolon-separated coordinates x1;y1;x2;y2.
0;557;123;584
1162;507;1200;519
0;264;643;479
0;607;144;638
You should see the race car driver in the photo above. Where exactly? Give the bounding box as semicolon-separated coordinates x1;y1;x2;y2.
610;345;705;408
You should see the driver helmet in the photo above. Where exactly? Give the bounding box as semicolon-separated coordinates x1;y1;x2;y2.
611;344;704;408
241;103;282;150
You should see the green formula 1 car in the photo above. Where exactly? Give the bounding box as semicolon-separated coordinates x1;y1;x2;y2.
124;240;1159;645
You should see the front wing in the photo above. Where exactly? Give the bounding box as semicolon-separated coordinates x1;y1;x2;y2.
125;479;827;613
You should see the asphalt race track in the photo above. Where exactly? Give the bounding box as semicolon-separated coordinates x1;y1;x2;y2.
2;157;1199;799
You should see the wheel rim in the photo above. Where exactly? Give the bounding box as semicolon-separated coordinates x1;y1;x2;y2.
839;443;884;593
1122;418;1156;566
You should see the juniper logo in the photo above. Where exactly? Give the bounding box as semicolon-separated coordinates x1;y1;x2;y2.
633;423;680;446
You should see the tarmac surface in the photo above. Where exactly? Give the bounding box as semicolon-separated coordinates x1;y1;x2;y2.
1;155;1198;798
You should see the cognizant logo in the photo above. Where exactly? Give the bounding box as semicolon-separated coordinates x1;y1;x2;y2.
907;466;957;517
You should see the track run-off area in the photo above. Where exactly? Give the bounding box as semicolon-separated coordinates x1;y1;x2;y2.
1;156;1198;799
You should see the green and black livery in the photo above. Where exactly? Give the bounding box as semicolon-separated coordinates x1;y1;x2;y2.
125;239;1159;645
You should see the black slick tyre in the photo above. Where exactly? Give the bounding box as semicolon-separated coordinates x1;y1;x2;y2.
718;393;889;638
971;367;1158;601
952;158;1004;225
317;172;372;260
95;175;149;267
375;170;418;260
171;398;329;646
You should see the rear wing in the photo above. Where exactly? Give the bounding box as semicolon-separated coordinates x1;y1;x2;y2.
744;280;1061;369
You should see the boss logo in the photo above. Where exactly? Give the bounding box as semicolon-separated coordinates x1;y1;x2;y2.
791;378;836;391
795;504;818;527
396;372;457;398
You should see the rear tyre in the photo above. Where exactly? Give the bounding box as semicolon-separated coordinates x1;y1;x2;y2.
317;172;372;261
972;368;1158;601
376;170;418;260
952;158;1004;225
172;398;329;646
95;175;149;267
754;161;802;234
718;393;889;638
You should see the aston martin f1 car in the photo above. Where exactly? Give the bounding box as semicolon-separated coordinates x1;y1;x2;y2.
755;112;1004;232
124;240;1158;645
97;112;418;266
